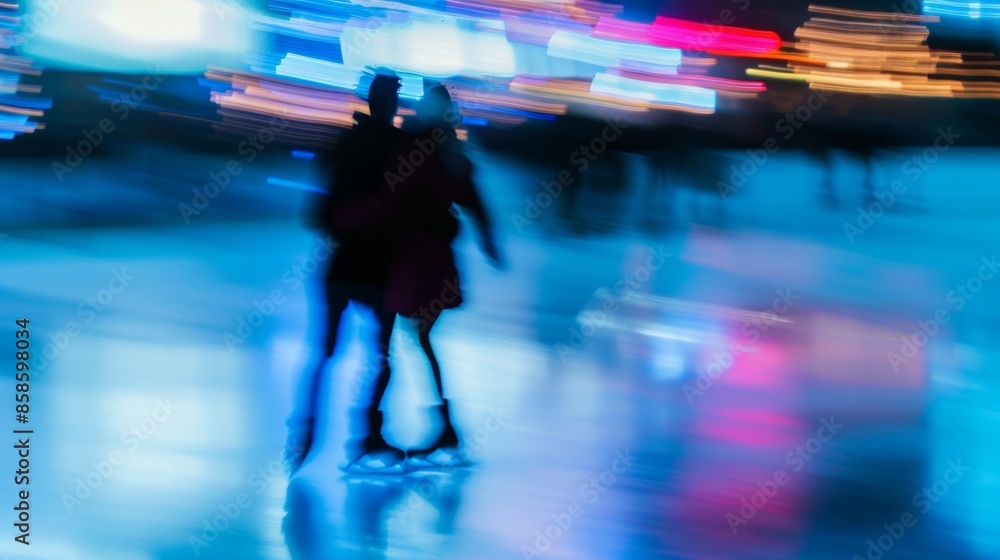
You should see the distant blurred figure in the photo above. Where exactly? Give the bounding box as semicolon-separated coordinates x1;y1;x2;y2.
336;85;503;467
566;149;630;235
813;145;877;210
631;147;729;232
286;72;408;474
808;108;890;210
669;149;728;227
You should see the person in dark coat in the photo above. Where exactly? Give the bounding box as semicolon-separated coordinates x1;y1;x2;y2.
334;85;503;466
286;73;409;474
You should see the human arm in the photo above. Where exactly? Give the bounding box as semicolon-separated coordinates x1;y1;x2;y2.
452;168;504;270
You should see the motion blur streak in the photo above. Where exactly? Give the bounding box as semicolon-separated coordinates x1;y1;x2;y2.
924;0;1000;20
339;17;518;78
649;16;782;55
195;0;782;130
807;4;940;23
5;0;1000;559
547;30;682;69
0;2;48;139
510;76;653;111
749;4;1000;99
591;72;717;113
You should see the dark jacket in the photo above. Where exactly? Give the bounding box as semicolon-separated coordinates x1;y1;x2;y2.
331;121;492;315
310;112;407;287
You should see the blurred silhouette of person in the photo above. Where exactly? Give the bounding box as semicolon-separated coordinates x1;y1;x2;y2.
283;478;330;559
814;145;877;210
335;85;503;468
342;475;408;558
283;475;407;560
286;72;409;474
397;470;472;551
283;472;471;560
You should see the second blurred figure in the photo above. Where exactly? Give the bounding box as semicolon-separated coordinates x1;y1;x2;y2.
287;73;503;475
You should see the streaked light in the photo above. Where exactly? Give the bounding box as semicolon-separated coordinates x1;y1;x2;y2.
20;0;254;72
547;30;681;69
462;115;489;126
0;8;50;142
267;177;326;193
590;72;716;113
592;16;655;43
340;17;517;78
512;75;652;111
809;5;938;22
750;5;1000;98
924;0;1000;19
608;69;766;97
98;0;205;44
276;54;361;89
649;17;782;55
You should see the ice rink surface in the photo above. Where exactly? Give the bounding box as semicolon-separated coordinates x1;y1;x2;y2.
2;147;999;560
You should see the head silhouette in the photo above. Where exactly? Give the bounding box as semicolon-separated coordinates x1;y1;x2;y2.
417;85;458;128
367;74;401;123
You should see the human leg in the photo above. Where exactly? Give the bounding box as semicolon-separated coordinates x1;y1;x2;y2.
285;278;351;473
410;311;464;463
345;289;406;470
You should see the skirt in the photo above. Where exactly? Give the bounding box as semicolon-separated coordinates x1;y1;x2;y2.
383;230;463;318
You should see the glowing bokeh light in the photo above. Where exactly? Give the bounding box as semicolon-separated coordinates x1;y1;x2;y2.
547;30;682;68
340;17;517;78
98;0;205;44
590;72;716;113
924;0;1000;19
649;16;782;55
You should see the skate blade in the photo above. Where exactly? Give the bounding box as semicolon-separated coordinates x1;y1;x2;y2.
340;460;407;475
